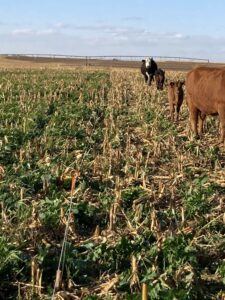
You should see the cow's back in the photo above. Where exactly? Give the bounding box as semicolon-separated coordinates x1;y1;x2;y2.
186;67;225;114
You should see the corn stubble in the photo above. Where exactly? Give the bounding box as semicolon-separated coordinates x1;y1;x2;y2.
0;67;225;299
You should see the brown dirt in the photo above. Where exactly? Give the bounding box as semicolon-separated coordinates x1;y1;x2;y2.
1;55;225;71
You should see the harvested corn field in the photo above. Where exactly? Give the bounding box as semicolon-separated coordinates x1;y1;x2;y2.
0;67;225;299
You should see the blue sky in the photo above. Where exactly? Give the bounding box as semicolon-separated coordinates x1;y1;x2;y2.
1;0;225;61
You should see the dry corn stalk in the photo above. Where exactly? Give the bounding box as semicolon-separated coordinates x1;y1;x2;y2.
98;274;119;295
60;207;66;225
134;204;142;223
115;176;122;204
31;256;38;289
130;255;140;292
55;270;62;292
181;207;185;225
142;283;148;300
36;268;43;295
29;200;41;228
0;165;5;179
68;213;76;236
150;210;157;231
31;257;43;296
93;225;100;237
0;202;8;223
223;213;225;225
20;187;25;200
109;203;118;231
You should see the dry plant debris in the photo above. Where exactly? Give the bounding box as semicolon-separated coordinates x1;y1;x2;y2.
0;67;224;299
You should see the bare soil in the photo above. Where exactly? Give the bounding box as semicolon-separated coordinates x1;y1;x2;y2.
1;55;225;71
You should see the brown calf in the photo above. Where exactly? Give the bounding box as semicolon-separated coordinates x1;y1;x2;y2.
186;67;225;143
168;80;185;121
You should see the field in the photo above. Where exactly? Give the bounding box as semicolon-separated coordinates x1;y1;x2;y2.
0;58;225;299
3;55;225;71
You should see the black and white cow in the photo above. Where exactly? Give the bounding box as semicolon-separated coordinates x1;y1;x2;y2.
141;57;158;86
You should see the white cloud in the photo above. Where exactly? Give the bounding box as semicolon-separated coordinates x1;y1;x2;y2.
1;23;225;61
174;33;185;39
12;28;35;36
36;29;56;36
11;27;57;36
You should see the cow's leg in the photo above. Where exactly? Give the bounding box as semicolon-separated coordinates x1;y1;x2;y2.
149;74;154;85
199;112;206;136
146;72;151;85
175;103;181;122
189;104;199;138
218;104;225;143
176;99;184;122
144;74;148;83
170;103;175;121
186;93;199;138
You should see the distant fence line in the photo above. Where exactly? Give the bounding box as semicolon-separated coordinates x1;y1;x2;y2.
1;54;210;63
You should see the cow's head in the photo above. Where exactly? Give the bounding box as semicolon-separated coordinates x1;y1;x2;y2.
176;80;185;98
178;80;185;87
169;80;185;101
145;57;152;69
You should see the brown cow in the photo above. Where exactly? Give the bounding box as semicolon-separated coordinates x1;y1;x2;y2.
186;66;225;143
168;80;185;121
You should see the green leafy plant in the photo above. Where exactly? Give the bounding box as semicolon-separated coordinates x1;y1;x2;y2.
180;175;214;218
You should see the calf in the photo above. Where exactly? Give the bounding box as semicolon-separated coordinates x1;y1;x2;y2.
168;80;185;121
155;68;165;90
186;67;225;143
141;57;158;85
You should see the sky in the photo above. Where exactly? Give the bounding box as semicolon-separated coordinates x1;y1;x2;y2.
1;0;225;62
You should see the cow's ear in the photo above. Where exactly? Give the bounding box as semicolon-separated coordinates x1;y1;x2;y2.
142;59;145;63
